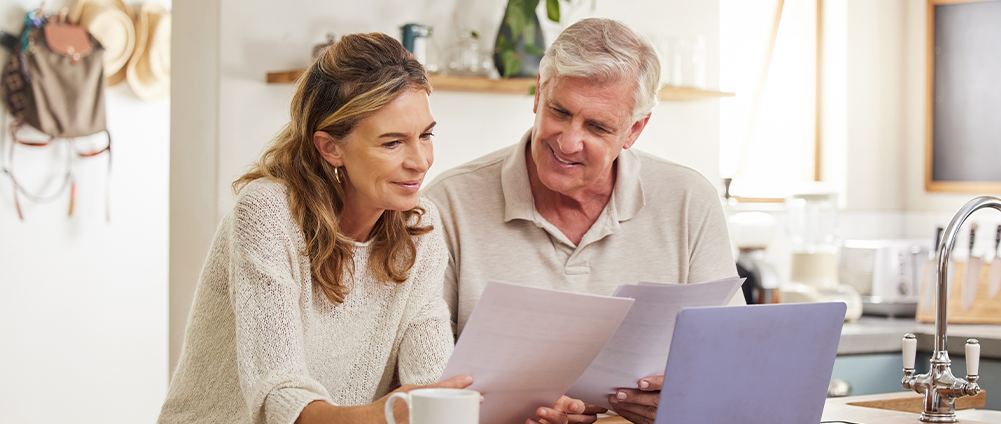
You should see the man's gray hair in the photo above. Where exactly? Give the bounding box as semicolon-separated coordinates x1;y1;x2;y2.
538;18;661;121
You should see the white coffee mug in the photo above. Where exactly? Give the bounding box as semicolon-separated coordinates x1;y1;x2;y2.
384;388;480;424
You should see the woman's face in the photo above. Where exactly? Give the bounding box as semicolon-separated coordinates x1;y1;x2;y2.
320;88;435;218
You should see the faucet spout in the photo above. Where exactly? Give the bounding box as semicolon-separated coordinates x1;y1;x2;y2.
902;196;1000;423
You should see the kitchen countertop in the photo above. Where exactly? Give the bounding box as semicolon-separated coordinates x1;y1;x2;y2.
591;392;992;423
840;316;1001;358
820;392;992;424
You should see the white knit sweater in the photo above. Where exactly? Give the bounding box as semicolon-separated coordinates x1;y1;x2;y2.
157;179;454;424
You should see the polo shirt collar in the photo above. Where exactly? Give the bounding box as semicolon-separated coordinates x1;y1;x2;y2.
501;130;536;222
611;146;645;222
501;129;645;223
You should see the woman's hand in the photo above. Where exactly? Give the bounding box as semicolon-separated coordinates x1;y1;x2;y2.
382;375;476;423
295;374;475;424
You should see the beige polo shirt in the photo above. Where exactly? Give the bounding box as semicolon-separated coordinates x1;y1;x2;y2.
424;132;741;336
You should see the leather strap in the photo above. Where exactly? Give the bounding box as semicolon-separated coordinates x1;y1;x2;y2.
5;119;112;220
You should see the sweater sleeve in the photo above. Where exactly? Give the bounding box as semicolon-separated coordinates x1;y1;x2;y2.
229;185;332;424
397;202;455;385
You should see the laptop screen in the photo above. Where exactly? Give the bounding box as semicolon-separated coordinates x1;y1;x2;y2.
655;302;846;424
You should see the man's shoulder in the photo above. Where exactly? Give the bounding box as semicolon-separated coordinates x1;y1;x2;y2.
631;149;718;194
424;145;514;197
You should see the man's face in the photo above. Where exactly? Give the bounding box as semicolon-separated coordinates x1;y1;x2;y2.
530;76;649;198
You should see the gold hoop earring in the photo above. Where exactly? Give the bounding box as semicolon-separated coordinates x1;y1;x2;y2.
333;167;342;184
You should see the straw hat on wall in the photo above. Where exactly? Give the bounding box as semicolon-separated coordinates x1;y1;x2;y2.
126;2;170;101
70;0;135;86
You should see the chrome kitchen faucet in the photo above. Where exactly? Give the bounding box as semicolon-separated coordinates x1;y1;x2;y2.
901;196;1000;422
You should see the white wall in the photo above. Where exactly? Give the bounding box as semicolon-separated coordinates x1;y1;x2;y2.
0;1;170;423
820;0;906;214
843;0;906;212
169;0;220;382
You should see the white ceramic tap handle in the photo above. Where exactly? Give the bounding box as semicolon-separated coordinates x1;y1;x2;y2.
967;339;981;377
903;334;917;370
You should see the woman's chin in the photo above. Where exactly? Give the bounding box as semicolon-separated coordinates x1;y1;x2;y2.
386;195;421;211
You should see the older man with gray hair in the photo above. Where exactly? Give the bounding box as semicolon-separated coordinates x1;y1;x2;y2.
424;17;742;424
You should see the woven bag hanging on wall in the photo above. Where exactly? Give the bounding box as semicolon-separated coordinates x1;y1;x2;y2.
0;7;111;221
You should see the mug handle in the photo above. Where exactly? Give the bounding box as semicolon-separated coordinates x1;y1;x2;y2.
384;392;409;424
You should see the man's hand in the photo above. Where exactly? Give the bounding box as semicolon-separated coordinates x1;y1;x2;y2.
528;395;605;424
608;376;662;424
570;402;608;423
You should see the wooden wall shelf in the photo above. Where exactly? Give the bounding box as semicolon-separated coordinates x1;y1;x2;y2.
659;85;736;101
266;69;735;101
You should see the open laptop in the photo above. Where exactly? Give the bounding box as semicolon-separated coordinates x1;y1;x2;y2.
654;302;846;424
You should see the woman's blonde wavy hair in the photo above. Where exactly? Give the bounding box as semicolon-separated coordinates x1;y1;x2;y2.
234;32;433;305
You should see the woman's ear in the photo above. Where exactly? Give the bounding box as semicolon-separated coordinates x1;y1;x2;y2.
313;131;343;167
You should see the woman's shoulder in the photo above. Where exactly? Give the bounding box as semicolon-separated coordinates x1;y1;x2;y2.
404;199;448;294
230;178;297;234
411;197;446;256
235;178;290;212
414;197;441;227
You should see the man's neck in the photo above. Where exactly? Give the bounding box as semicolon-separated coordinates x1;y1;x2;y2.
525;142;615;245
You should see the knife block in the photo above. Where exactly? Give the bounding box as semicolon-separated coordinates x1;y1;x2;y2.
916;260;1001;324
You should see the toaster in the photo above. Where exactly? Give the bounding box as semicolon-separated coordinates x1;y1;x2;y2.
839;239;931;315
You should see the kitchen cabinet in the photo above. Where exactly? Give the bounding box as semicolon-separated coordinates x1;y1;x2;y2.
831;353;909;397
830;354;1001;408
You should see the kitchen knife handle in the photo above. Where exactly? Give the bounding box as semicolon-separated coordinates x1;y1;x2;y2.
970;223;978;252
934;226;944;256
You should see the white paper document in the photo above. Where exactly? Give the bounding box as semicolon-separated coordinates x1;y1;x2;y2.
565;277;743;409
439;280;635;424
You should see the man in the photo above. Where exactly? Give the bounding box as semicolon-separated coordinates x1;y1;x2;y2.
424;18;743;424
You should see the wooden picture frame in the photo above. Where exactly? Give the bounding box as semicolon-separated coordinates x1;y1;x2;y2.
925;0;1001;193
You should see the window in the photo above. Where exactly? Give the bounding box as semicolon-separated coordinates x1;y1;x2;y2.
720;0;819;201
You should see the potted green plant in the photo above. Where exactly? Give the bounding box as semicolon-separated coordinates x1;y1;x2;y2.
494;0;570;78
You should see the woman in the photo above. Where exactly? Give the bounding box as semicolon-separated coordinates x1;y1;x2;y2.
157;32;469;424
